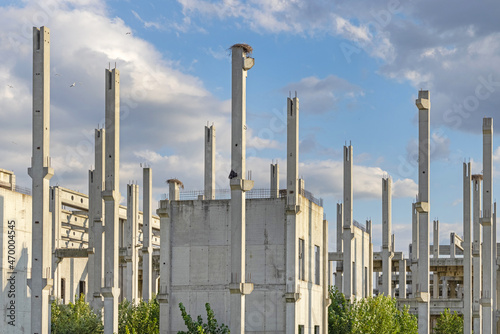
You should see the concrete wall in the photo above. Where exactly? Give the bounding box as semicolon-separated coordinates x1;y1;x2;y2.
166;195;326;334
0;188;32;333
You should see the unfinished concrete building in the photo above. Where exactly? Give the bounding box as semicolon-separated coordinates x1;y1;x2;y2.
331;91;500;333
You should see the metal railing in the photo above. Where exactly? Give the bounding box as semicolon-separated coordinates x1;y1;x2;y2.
162;187;324;207
15;185;32;196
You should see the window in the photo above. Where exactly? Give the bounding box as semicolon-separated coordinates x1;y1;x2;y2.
79;280;86;298
61;278;66;303
299;239;305;280
298;325;304;334
315;325;320;334
315;245;320;285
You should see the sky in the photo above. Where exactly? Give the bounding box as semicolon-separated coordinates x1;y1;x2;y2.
1;0;500;254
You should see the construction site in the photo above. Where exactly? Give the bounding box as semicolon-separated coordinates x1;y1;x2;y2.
0;25;498;334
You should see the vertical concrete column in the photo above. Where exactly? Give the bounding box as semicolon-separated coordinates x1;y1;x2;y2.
270;163;279;198
433;220;440;299
285;94;300;334
411;202;419;298
50;187;61;302
493;202;497;334
415;90;430;334
322;219;329;334
229;44;254;334
28;26;54;334
125;183;139;302
167;179;181;200
442;277;448;298
382;177;393;297
102;68;120;334
89;128;105;313
142;168;153;301
157;199;171;334
204;124;216;200
472;174;483;333
343;145;353;301
482;117;494;334
463;162;473;334
366;219;373;296
335;203;343;290
399;259;407;299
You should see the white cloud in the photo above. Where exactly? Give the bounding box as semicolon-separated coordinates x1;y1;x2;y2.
131;10;162;30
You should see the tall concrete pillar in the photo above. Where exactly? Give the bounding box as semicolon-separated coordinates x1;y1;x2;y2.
125;183;139;302
28;26;54;334
472;174;483;333
482;118;493;334
335;203;343;290
285;94;300;334
322;219;329;334
493;202;497;334
415;90;430;334
463;162;473;334
167;179;181;200
204;124;216;200
343;145;353;301
433;220;440;299
382;177;393;297
411;202;419;298
157;199;171;334
102;68;120;334
50;187;61;303
142;168;153;301
399;259;407;299
270;163;279;198
366;219;373;296
89;128;105;313
229;44;254;334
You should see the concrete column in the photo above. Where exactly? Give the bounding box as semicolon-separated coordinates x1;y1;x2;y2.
399;259;407;299
463;162;473;334
343;145;353;301
442;277;448;298
433;220;439;258
28;26;54;334
415;90;430;334
125;183;139;302
335;204;343;290
284;94;300;334
482;118;494;334
367;219;373;297
493;202;497;334
382;177;393;297
472;174;483;333
50;187;61;302
322;219;329;334
433;220;439;299
204;124;216;200
157;199;171;334
229;44;254;334
142;168;153;301
89;128;105;313
411;202;419;298
102;68;120;334
270;163;279;198
167;179;181;200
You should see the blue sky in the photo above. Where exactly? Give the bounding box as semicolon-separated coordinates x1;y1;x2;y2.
1;0;500;253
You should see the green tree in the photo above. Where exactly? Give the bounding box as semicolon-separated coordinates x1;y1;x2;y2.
328;286;352;334
434;309;463;334
118;297;160;334
51;294;103;334
178;302;229;334
350;294;417;334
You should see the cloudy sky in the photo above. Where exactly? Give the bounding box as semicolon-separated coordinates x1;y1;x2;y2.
1;0;500;253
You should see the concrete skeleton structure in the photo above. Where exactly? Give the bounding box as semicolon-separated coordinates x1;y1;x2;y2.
4;26;500;334
331;91;500;333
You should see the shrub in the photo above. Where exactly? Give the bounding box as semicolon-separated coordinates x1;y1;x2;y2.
51;294;103;334
434;309;463;334
118;297;160;334
178;302;229;334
